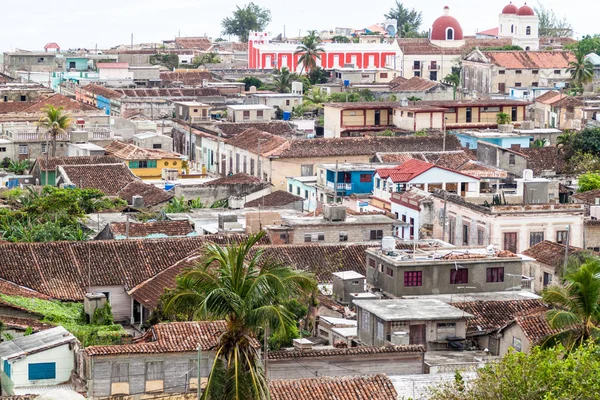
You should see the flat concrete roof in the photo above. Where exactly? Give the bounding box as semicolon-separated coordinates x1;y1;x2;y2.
318;163;400;172
280;214;402;227
353;299;473;321
227;104;272;110
331;327;358;338
174;101;210;107
332;271;365;280
407;290;541;303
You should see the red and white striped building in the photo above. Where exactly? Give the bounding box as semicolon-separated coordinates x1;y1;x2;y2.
248;31;402;73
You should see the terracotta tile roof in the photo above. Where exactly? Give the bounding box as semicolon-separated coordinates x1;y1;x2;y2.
81;84;124;100
97;62;129;69
110;220;195;238
117;180;174;208
226;128;289;156
175;37;213;51
268;345;425;360
0;278;51;300
478;27;499;36
59;163;137;195
572;189;600;204
203;172;262;186
377;158;478;183
36;155;120;171
244;191;304;208
388;76;408;87
552;96;584;108
115;87;219;97
391;76;440;92
0;316;54;333
452;299;547;335
514;308;557;344
104;140;181;160
269;375;398;400
215;122;296;138
251;244;372;283
457;161;508;179
397;37;512;55
84;321;231;355
0;102;33;114
535;90;562;104
522;240;583;271
482;51;576;69
159;71;214;85
419;99;531;108
518;146;567;175
0;235;256;300
21;93;98;112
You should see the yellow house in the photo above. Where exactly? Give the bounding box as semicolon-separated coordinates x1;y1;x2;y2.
104;140;184;179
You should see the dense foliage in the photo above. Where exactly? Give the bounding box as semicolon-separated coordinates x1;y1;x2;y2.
385;1;426;38
0;294;128;347
429;343;600;399
0;187;126;242
221;2;271;43
578;173;600;192
533;3;573;38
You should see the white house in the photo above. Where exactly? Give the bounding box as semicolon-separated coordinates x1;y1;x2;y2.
390;188;435;240
227;105;273;122
371;159;480;211
97;62;133;81
245;93;303;113
0;326;78;394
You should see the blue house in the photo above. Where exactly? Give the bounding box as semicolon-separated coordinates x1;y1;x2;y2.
97;95;111;115
453;131;532;150
316;163;398;203
65;57;89;71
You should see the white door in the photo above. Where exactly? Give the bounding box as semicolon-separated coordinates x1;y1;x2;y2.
281;55;288;69
351;55;357;67
333;55;340;68
368;55;375;68
265;55;272;68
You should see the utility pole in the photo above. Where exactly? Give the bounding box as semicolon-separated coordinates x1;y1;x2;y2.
441;191;447;242
442;117;448;151
333;160;339;204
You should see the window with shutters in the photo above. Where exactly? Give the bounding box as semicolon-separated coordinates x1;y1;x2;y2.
404;271;422;287
450;268;468;284
486;267;504;283
368;258;376;268
361;309;371;332
477;228;485;245
530;232;544;246
28;363;56;380
556;230;568;244
370;230;383;240
112;363;129;383
145;361;164;381
300;164;314;176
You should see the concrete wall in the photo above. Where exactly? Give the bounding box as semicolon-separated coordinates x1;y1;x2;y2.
9;344;75;387
284;222;394;245
477;142;528;178
173;183;272;204
227;107;273;122
498;323;532;355
88;285;132;324
267;352;423;380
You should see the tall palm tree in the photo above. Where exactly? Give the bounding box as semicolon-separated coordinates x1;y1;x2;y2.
36;105;72;157
271;67;294;93
164;232;316;400
542;254;600;350
568;53;594;93
294;30;325;74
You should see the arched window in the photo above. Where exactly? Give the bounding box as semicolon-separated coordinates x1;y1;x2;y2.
511;25;514;33
446;28;454;40
526;46;530;50
526;26;531;35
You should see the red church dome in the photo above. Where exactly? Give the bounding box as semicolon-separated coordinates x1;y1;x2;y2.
502;2;518;14
517;3;535;16
431;6;464;41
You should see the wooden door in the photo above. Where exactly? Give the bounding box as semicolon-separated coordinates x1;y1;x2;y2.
503;232;518;253
409;324;426;345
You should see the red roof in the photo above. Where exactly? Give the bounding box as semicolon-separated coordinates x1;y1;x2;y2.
478;27;499;36
44;42;60;50
377;158;479;183
431;7;463;41
97;62;129;69
517;4;535;15
502;2;518;14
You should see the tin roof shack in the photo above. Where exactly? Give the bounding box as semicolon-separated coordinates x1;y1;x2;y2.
0;327;78;395
354;299;473;350
366;247;524;298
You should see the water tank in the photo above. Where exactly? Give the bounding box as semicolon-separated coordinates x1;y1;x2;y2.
282;111;291;121
382;236;396;252
523;169;534;180
343;80;350;88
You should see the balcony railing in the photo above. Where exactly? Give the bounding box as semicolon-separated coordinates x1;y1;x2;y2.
326;181;352;191
3;125;112;141
428;65;440;70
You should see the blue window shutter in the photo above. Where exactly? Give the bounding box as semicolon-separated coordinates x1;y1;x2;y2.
3;360;10;378
28;362;56;380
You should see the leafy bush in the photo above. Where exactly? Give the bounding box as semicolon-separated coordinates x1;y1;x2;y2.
0;294;128;347
578;173;600;192
496;112;511;125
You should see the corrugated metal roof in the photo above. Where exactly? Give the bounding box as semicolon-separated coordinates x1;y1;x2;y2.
0;326;75;360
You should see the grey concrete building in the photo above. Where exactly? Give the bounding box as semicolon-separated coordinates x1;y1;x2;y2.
354;299;473;350
366;247;525;298
477;142;528;179
2;52;62;74
332;271;366;305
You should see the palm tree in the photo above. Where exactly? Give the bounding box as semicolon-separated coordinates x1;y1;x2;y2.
303;87;330;109
568;53;594;93
36;105;72;158
531;138;547;148
294;30;324;74
164;232;316;400
542;255;600;351
271;67;293;93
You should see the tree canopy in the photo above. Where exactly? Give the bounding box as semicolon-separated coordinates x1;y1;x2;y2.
566;35;600;58
384;1;425;38
222;3;271;43
534;2;573;37
429;343;600;400
294;30;325;74
578;173;600;192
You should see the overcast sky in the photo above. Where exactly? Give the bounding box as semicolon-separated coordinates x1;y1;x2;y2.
3;0;592;51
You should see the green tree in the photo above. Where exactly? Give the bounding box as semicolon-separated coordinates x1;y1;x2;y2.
385;1;423;38
568;152;600;174
531;138;547;148
534;2;573;37
429;343;600;400
295;30;325;74
577;173;600;192
149;54;179;70
239;77;263;91
331;35;350;43
496;112;511;125
221;3;271;43
36;105;72;157
6;159;31;175
271;67;293;93
192;52;221;67
566;34;600;58
571;127;600;154
307;67;329;85
164;232;316;400
568;52;594;92
542;255;600;350
303;87;330;109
